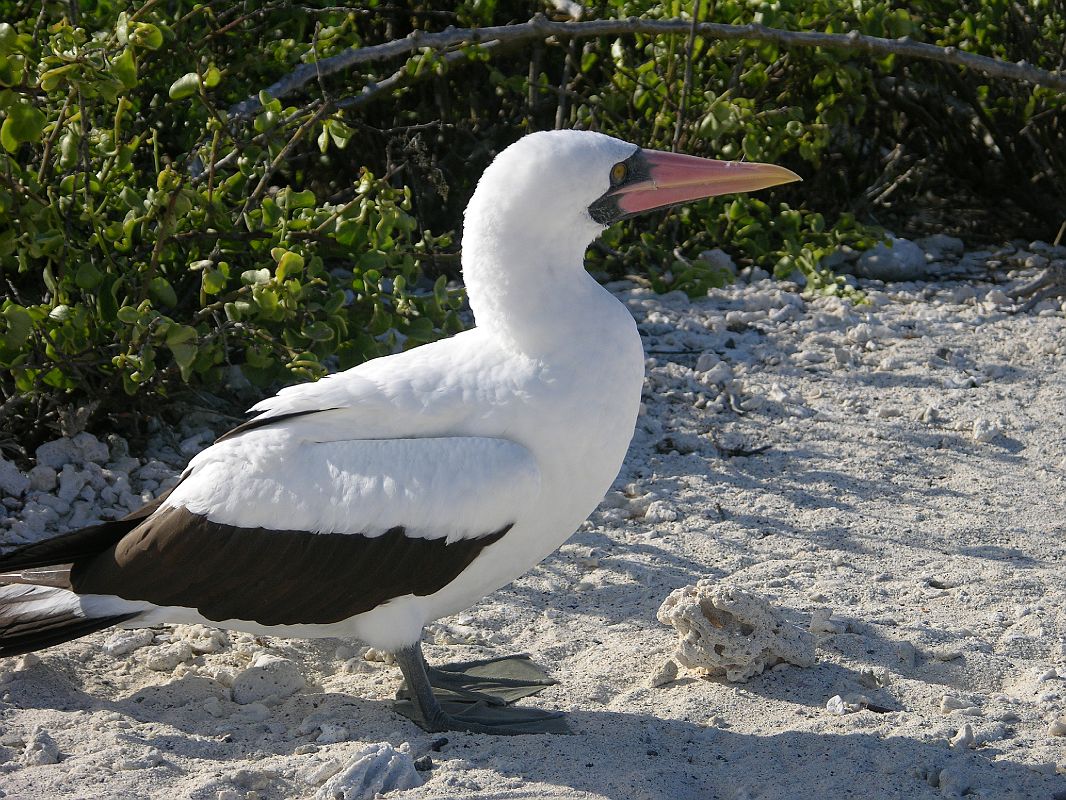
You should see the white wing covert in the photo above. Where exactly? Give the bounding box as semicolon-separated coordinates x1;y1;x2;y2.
165;433;541;542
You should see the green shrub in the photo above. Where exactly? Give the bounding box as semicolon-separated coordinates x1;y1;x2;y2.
0;8;460;426
0;0;1061;433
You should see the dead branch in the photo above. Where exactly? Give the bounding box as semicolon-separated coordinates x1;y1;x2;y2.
229;13;1066;118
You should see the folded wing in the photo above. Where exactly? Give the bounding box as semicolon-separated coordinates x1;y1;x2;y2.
58;436;540;627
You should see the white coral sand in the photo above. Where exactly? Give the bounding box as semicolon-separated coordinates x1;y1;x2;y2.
1;247;1065;799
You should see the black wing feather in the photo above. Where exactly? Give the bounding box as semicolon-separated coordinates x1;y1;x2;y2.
70;507;510;626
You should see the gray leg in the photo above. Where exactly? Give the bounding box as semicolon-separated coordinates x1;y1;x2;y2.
390;639;570;735
392;641;451;732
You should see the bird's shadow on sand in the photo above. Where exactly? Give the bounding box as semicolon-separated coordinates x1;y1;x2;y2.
6;660;1064;800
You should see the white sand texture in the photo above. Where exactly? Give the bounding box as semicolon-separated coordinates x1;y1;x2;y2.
1;250;1065;799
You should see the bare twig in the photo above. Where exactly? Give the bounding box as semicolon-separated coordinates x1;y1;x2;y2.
555;38;578;130
240;101;333;222
229;13;1066;118
673;0;702;151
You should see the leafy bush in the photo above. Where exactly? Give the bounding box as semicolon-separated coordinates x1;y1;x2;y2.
0;0;1061;436
0;8;460;433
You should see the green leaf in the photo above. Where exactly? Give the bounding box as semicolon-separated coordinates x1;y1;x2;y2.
1;102;45;152
241;268;271;286
148;276;177;307
274;250;305;281
75;263;103;289
202;268;226;295
168;73;200;100
130;22;163;50
169;340;197;380
112;48;137;89
116;306;141;324
1;303;31;349
39;63;78;92
165;323;197;347
302;321;334;341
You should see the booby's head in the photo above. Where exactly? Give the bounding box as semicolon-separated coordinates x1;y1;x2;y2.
464;130;801;252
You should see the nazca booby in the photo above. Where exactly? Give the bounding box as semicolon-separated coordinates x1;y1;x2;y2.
0;130;799;734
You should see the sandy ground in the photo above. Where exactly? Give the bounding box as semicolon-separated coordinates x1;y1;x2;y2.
1;249;1065;800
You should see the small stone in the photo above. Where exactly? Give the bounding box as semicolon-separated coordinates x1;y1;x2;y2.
179;432;209;456
21;728;60;766
1049;716;1066;737
950;723;976;749
115;747;164;770
27;465;58;492
72;432;109;463
17;653;40;670
917;234;964;258
103;629;155;657
363;648;394;664
826;695;860;715
971;418;1002;443
809;609;846;635
145;641;193;671
0;457;30;496
644;500;678;524
855;237;927;281
939;695;973;713
984;288;1011;307
314;742;422;800
203;696;227;718
657;582;815;682
35;438;79;469
231;654;305;705
697;248;737;276
413;755;433;772
647;659;678;688
300;758;343;786
316;724;349;744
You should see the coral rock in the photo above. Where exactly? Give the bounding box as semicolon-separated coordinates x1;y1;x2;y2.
314;743;422;800
657;581;815;682
231;654;305;705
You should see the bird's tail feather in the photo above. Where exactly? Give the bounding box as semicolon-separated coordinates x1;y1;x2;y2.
0;583;137;657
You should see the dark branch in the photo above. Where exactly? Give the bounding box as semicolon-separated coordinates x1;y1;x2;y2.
229;13;1066;118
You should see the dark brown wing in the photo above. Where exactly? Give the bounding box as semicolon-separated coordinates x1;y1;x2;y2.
213;408;340;443
70;506;510;626
0;488;176;572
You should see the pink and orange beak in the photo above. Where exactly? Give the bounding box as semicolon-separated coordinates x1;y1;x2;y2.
590;148;801;224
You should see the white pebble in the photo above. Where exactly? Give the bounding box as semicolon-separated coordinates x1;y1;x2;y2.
647;659;678;688
231;654;306;705
949;723;976;749
103;629;155;657
27;465;58;492
314;742;422;800
145;642;193;671
644;500;678;524
809;609;846;635
939;695;974;713
1049;716;1066;737
301;758;343;786
21;728;60;766
971;418;1002;443
826;695;860;715
0;457;30;496
316;724;349;744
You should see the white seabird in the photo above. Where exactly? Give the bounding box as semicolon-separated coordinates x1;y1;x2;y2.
0;130;799;733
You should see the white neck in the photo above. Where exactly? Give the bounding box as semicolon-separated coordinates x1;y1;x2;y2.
461;199;605;354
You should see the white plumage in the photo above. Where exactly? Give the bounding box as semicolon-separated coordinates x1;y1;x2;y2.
1;129;799;733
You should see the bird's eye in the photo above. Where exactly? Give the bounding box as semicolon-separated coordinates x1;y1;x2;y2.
610;162;628;185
